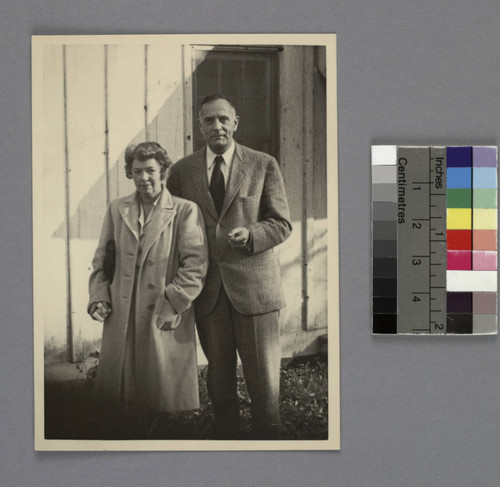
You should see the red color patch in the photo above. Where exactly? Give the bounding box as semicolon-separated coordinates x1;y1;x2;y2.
447;230;472;250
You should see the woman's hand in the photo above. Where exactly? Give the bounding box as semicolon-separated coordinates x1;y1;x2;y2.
89;301;112;322
158;298;180;331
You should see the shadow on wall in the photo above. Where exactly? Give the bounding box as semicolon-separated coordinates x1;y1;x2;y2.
52;79;187;241
279;227;327;274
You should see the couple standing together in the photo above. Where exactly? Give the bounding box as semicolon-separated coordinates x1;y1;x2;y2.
88;94;292;439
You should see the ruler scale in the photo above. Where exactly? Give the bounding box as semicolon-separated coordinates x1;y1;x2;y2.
397;147;430;334
429;146;447;334
372;145;498;335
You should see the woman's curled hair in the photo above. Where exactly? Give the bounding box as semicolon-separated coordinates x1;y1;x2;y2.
124;141;172;179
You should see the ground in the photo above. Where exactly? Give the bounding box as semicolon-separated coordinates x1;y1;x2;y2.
44;354;329;441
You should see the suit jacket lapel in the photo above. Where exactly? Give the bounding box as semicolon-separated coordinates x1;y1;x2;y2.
118;193;140;241
190;149;219;221
140;189;177;265
221;143;248;218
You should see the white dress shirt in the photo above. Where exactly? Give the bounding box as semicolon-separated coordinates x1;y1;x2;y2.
206;141;235;188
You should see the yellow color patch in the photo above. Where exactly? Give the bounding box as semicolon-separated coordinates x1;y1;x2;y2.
447;208;472;229
473;209;497;230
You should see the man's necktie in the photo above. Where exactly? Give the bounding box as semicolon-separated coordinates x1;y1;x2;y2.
210;155;225;215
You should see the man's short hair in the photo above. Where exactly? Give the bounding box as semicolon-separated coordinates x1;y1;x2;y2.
198;94;237;117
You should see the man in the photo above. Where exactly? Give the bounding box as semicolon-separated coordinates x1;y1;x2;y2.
167;94;292;439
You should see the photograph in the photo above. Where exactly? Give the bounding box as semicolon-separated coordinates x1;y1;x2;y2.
32;33;339;451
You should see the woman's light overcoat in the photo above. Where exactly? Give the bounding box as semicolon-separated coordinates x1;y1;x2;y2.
88;189;208;412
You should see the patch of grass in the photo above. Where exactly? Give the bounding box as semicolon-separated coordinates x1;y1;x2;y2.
44;354;328;440
280;355;328;440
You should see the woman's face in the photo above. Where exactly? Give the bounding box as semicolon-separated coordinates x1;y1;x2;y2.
131;158;164;201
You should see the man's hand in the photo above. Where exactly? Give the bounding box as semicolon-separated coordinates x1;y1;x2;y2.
89;301;112;322
228;227;250;248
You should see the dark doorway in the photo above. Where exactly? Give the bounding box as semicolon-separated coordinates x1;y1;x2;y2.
192;47;280;160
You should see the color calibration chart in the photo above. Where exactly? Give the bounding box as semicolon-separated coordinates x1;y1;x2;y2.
372;146;498;335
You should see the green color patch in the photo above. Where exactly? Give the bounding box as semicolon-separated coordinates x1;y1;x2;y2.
447;189;472;208
473;189;497;209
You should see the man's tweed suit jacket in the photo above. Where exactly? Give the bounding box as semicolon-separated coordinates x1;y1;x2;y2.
167;142;292;317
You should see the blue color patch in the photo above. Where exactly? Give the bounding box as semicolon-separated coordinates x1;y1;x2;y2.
473;167;497;188
447;147;472;167
447;167;471;188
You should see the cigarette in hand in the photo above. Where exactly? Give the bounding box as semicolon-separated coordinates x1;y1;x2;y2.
227;227;249;247
92;309;105;322
92;302;111;321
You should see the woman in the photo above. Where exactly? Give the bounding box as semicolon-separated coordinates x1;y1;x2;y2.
88;142;208;418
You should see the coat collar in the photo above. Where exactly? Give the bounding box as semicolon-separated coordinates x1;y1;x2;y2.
118;189;176;263
189;142;249;221
118;192;141;240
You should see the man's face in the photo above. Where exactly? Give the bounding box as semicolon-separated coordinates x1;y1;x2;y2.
199;99;239;154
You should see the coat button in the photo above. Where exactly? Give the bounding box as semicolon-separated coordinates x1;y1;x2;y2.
147;259;154;266
148;283;155;289
148;304;155;310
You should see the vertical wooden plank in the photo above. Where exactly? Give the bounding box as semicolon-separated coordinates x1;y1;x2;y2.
147;43;184;161
312;46;328;330
183;44;194;157
104;45;110;206
276;46;305;354
190;47;217;152
65;45;107;361
39;44;68;363
302;46;316;330
301;46;328;331
147;45;159;145
62;46;75;361
144;45;149;141
107;44;145;200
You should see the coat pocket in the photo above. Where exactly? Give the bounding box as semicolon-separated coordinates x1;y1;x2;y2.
152;294;182;333
239;195;258;203
238;195;259;222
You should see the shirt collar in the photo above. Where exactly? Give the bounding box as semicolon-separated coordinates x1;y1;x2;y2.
138;188;163;207
138;188;162;226
206;141;236;170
